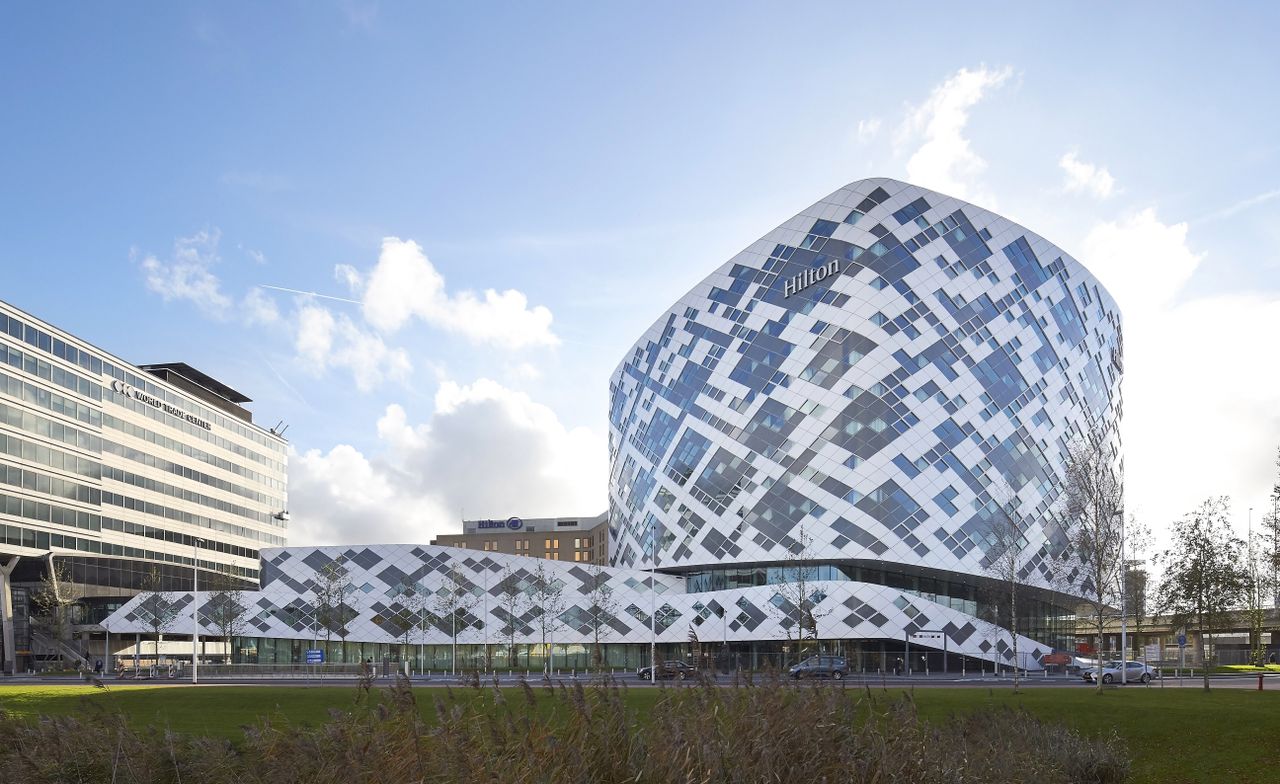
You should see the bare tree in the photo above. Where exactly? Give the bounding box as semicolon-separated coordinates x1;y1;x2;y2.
1156;497;1250;691
1245;524;1268;666
204;566;249;664
495;564;529;670
432;564;478;676
1060;424;1125;693
768;526;828;668
529;560;565;678
134;567;180;662
584;565;618;672
30;558;83;666
1124;516;1154;663
309;560;353;656
982;489;1030;692
401;580;430;671
375;589;418;667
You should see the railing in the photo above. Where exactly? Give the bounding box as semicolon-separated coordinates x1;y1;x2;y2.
31;631;90;667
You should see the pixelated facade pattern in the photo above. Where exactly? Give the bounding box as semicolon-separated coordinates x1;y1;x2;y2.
104;544;1049;664
607;180;1122;627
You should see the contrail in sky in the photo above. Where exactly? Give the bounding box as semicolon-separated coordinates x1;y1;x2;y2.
258;284;362;305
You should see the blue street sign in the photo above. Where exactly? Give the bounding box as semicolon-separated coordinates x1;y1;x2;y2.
1177;634;1186;647
306;648;324;664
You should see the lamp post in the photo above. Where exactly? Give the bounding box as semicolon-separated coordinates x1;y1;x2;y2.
191;538;203;685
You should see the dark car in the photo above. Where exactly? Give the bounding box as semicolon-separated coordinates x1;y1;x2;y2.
637;660;698;681
788;655;849;680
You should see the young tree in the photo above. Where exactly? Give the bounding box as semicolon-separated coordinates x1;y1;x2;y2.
1245;522;1269;666
1060;424;1125;693
204;566;249;663
981;490;1030;692
583;565;618;672
529;560;565;678
309;560;353;656
375;590;418;666
495;564;529;670
1124;516;1154;663
432;564;478;676
134;567;180;662
768;526;828;668
1157;497;1250;691
400;581;430;672
30;558;83;665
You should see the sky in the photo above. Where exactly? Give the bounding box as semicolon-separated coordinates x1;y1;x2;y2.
2;2;1279;555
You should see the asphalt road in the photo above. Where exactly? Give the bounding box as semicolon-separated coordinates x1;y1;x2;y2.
6;672;1280;689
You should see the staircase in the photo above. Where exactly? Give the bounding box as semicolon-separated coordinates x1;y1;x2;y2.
30;631;90;668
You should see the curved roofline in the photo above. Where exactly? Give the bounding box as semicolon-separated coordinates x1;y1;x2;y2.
611;176;1120;380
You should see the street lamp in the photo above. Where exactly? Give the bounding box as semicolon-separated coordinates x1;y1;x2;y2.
191;537;203;685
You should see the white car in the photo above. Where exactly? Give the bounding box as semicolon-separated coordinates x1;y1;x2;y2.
1081;660;1159;684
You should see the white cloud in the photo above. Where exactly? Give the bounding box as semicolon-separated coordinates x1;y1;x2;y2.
241;245;268;265
855;118;881;143
293;303;411;392
1081;208;1202;313
137;229;233;317
287;379;607;545
899;65;1012;205
1078;209;1280;539
1059;151;1116;199
334;263;363;292
360;237;559;349
288;443;450;546
241;287;280;326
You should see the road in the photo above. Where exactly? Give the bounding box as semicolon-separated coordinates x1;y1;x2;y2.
5;671;1279;689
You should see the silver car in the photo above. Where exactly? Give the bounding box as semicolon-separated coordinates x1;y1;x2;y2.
1081;660;1159;684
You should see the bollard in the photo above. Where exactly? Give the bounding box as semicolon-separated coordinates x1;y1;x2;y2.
1259;674;1264;691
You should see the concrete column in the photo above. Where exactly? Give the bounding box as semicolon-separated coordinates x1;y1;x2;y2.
1;556;19;676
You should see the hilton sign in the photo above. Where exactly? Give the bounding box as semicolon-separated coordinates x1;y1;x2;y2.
476;517;523;531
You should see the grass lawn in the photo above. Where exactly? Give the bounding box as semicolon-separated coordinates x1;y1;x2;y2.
3;682;1279;783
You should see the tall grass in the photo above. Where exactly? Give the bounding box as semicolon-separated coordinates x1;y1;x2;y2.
0;674;1129;783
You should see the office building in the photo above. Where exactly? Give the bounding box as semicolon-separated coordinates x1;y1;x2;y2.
0;299;288;673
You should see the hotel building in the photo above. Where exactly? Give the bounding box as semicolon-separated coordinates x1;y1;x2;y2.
101;178;1122;674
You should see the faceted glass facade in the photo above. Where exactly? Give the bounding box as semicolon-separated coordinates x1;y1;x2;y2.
608;178;1122;646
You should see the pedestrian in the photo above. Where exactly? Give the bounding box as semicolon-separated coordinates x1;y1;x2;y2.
894;656;903;676
94;659;103;676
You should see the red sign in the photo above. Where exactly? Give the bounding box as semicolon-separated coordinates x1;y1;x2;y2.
1041;653;1072;665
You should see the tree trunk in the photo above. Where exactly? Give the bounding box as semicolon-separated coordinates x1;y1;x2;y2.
1010;575;1020;693
1095;615;1105;694
1202;627;1211;692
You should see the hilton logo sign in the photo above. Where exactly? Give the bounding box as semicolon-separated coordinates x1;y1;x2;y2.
476;517;523;531
782;259;841;299
110;379;212;431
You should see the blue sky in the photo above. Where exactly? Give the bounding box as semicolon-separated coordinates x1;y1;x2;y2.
3;2;1279;549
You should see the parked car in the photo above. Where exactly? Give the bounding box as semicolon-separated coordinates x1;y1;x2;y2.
788;655;849;680
1081;660;1159;684
637;660;698;680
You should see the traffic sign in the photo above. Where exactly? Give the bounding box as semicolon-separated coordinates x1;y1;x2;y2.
305;648;324;664
1177;634;1186;647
